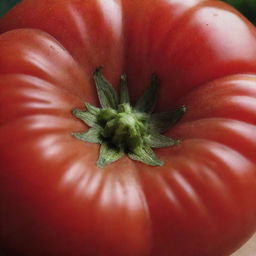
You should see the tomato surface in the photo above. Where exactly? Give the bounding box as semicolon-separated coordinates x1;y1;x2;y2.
0;0;256;255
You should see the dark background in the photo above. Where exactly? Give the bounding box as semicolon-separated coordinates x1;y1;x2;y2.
0;0;20;17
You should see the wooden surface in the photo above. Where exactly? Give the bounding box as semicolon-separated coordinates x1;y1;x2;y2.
232;234;256;256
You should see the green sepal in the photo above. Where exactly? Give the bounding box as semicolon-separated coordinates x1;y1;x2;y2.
72;109;99;128
128;146;163;166
93;67;118;109
146;132;179;148
85;102;100;115
133;112;150;122
135;74;159;113
149;106;186;133
72;127;103;144
120;74;130;104
97;143;124;168
73;67;186;168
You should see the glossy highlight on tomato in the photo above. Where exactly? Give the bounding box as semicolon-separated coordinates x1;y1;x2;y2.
0;0;256;256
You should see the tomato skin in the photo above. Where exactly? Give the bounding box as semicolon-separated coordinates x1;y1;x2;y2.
0;1;256;256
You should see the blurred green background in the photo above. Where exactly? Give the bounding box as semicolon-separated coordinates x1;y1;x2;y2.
0;0;20;17
225;0;256;24
0;0;256;24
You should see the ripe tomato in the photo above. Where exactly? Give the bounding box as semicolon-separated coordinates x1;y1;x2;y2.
0;0;256;255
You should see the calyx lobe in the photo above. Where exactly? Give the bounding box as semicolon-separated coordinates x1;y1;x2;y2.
72;67;186;168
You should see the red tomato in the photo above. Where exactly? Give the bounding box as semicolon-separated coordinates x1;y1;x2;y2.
0;0;256;255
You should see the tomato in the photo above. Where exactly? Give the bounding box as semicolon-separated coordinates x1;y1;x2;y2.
0;0;256;255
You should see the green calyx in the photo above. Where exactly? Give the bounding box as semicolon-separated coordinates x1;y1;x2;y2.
72;67;186;168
